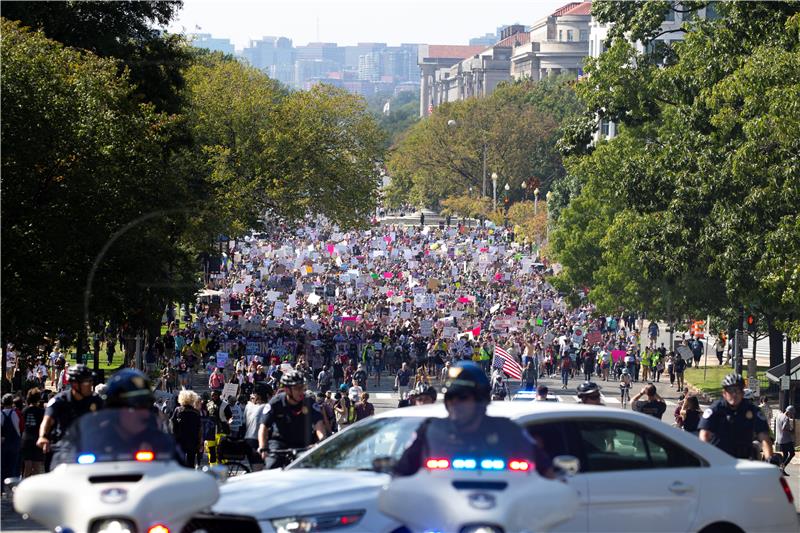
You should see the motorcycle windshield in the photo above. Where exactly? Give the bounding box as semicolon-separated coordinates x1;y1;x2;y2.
56;408;175;464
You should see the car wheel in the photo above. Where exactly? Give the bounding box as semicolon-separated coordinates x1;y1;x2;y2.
698;522;745;533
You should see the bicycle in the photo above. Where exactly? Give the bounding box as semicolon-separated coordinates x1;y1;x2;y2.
267;446;312;470
620;385;631;409
216;436;254;476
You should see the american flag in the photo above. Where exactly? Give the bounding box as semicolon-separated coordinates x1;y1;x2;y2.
492;345;522;380
427;102;434;115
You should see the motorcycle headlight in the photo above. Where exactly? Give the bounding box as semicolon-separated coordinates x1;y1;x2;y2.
90;518;136;533
270;510;365;532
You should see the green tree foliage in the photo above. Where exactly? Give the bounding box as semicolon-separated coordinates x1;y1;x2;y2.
386;75;582;208
184;55;386;231
3;0;189;113
376;90;421;148
551;1;800;347
1;19;196;349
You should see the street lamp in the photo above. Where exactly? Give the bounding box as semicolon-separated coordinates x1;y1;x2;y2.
521;180;527;200
545;190;553;241
533;187;540;214
491;172;498;210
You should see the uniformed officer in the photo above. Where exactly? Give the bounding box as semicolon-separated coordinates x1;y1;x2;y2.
394;361;554;478
37;364;102;470
52;369;174;467
258;370;325;469
698;373;773;460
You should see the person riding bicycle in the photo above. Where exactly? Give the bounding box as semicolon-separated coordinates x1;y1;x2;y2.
619;369;632;404
576;381;603;405
393;361;554;478
258;369;325;469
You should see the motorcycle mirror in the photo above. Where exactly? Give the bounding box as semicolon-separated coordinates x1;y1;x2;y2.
552;455;580;477
371;456;396;474
202;465;229;484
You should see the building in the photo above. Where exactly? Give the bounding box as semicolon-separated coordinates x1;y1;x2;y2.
469;32;498;47
418;44;487;116
294;58;340;88
240;36;294;86
510;2;591;81
190;33;235;55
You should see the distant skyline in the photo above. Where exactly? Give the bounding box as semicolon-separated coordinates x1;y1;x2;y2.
168;0;569;50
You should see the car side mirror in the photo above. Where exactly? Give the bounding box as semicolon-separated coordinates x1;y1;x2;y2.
552;455;580;477
372;456;396;474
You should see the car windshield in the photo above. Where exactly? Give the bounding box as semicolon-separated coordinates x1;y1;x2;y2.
289;416;424;470
55;409;175;464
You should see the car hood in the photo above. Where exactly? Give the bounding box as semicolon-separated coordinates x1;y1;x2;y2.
213;468;390;520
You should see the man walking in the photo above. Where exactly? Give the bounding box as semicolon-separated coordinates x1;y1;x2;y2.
395;362;411;399
775;406;795;476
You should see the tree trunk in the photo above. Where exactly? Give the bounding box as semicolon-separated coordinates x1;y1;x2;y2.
767;315;783;367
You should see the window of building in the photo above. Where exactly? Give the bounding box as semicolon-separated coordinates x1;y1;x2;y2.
664;6;675;21
558;30;563;41
579;30;589;41
567;30;574;42
600;119;610;138
590;40;594;56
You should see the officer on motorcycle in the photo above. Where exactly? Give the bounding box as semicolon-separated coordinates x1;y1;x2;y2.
52;369;173;467
258;370;326;469
576;381;603;405
393;361;554;478
37;364;103;470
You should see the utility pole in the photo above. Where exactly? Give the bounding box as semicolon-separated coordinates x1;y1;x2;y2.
734;305;744;375
481;142;487;198
780;316;793;410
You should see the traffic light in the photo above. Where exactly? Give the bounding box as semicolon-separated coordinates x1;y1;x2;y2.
746;314;756;333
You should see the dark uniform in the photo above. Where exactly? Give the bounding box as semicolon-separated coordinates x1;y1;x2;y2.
697;398;769;459
262;392;322;468
394;416;552;477
44;389;103;443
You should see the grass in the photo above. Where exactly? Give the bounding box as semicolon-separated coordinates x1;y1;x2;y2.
65;342;126;371
684;364;768;398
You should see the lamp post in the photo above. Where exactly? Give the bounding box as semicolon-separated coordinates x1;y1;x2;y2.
533;187;540;215
491;172;498;211
503;183;510;228
545;190;553;241
521;180;527;200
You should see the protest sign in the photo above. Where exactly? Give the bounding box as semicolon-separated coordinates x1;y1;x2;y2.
611;350;627;363
216;351;229;368
221;382;239;401
420;320;433;337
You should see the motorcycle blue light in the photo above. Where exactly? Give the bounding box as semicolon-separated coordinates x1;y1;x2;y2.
77;453;96;464
452;458;477;470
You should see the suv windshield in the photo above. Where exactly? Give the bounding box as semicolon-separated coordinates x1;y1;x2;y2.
55;409;175;464
290;416;424;470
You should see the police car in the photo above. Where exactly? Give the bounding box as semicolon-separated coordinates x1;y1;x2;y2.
511;389;561;402
198;402;798;533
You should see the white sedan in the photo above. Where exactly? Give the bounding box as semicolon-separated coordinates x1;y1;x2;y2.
196;402;798;533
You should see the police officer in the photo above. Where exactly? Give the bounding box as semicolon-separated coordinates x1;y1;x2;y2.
258;370;325;469
37;364;102;471
53;369;174;467
698;373;773;460
576;381;603;405
394;361;554;478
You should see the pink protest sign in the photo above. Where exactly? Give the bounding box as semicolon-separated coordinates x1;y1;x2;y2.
386;290;394;297
611;350;627;362
342;316;357;322
480;247;488;253
458;296;471;304
326;244;335;255
382;271;394;279
384;235;392;243
494;272;503;281
586;331;603;345
328;304;334;314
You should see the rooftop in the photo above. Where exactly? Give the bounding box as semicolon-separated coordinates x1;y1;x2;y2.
425;44;487;60
553;1;592;17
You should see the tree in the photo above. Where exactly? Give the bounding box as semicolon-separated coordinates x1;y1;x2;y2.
1;20;196;351
2;1;189;113
551;2;800;364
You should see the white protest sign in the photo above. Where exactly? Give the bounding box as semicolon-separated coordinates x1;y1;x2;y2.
273;301;286;318
221;382;239;400
420;320;433;337
266;290;280;302
307;293;321;305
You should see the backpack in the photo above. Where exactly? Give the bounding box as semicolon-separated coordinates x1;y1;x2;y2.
1;410;19;443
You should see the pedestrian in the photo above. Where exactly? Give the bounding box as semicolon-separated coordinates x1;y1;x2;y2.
395;362;412;399
521;361;536;391
1;393;22;487
775;406;795;476
171;390;203;468
354;392;375;421
631;384;667;419
20;388;45;477
560;354;571;390
680;396;702;434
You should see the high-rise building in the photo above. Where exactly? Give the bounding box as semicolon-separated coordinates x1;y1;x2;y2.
469;33;498;47
240;36;295;86
190;33;235;55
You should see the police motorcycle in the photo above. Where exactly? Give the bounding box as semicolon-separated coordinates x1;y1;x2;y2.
10;370;220;533
378;362;580;533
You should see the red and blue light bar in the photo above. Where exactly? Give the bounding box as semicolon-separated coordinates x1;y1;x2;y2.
426;457;532;472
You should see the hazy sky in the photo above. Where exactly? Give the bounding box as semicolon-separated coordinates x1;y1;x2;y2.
168;0;569;50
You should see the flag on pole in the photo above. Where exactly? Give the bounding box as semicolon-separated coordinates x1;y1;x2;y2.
492;345;522;380
427;102;434;115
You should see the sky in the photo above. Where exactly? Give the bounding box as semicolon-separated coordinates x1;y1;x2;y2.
168;0;569;50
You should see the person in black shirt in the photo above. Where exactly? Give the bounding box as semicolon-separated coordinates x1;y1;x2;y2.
631;384;667;419
258;370;324;469
37;364;102;471
171;390;203;467
698;373;773;460
394;361;553;478
20;388;45;477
